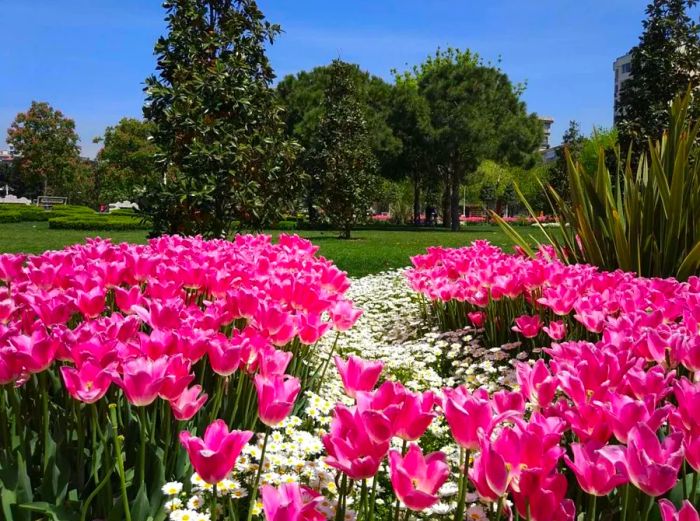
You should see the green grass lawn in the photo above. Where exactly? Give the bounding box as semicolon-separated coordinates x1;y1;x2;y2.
0;221;548;277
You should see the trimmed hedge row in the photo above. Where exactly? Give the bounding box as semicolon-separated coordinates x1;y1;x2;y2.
48;216;150;231
0;205;97;223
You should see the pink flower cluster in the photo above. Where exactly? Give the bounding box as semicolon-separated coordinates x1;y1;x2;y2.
403;240;700;517
0;235;360;419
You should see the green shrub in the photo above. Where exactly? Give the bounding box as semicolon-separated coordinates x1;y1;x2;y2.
48;215;149;231
109;208;138;217
272;220;297;231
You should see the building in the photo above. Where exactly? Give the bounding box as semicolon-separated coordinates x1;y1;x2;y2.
538;116;554;150
613;53;633;116
0;150;13;164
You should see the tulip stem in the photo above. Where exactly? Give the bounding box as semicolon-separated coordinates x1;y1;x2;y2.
315;331;340;392
587;495;597;521
692;472;699;504
40;372;50;472
138;407;147;485
246;428;270;521
368;476;378;521
641;494;653;521
453;448;470;521
495;497;504;520
109;404;132;521
211;483;218;521
620;483;629;521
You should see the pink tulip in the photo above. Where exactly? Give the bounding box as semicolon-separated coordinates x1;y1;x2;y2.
356;381;406;443
118;356;169;406
10;327;59;374
388;444;449;511
492;390;526;415
513;470;575;521
179;419;253;484
60;360;116;403
329;300;362;331
170;385;208;421
543;320;567;341
208;334;247;377
0;253;25;282
261;482;326;521
159;355;194;401
442;386;492;450
323;404;389;480
334;355;383;399
467;311;486;328
257;345;293;377
512;314;542;338
659;500;700;521
76;287;106;319
563;442;628;496
625;423;684;496
394;389;437;441
0;343;22;384
516;360;558;408
254;374;301;427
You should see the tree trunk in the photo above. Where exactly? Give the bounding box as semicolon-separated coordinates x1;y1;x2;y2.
450;170;461;232
413;174;421;225
441;182;450;228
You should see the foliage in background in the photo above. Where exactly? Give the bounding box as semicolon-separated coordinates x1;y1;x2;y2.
548;121;585;201
6;101;83;200
93;118;159;204
498;92;700;280
616;0;700;151
141;0;300;238
311;60;378;239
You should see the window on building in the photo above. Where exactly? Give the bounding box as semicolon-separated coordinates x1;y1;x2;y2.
622;63;632;74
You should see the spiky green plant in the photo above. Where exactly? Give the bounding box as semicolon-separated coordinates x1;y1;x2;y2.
495;91;700;280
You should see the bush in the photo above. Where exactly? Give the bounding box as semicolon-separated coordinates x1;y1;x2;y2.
271;220;297;231
0;204;98;223
48;215;149;231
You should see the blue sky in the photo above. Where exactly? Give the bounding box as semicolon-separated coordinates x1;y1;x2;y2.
1;1;654;157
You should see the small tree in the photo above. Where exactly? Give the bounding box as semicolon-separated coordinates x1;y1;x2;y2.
6;101;81;199
549;121;585;201
617;0;700;150
142;0;299;237
313;60;378;239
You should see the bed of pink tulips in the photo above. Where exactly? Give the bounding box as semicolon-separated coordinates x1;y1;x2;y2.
401;240;700;520
0;234;360;521
3;235;700;521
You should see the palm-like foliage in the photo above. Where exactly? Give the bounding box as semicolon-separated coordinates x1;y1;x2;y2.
495;92;700;280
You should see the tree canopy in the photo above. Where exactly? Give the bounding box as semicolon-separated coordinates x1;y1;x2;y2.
6;101;82;199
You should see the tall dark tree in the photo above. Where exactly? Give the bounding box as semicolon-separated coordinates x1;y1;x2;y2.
549;120;585;201
312;60;378;239
6;101;81;199
276;64;399;222
617;0;700;151
141;0;299;237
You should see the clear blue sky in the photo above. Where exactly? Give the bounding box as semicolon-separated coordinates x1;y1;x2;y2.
0;1;654;157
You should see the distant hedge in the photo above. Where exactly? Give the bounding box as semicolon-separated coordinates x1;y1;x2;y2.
48;215;149;231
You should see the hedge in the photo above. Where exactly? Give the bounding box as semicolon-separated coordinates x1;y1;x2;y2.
0;204;96;223
48;215;150;231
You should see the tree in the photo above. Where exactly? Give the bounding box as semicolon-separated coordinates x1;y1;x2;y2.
94;118;159;203
406;49;543;231
617;0;700;151
276;63;400;221
312;60;378;239
549;121;585;201
141;0;300;237
6;101;81;199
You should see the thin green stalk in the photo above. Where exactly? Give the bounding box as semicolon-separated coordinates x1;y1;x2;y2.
109;404;132;521
211;483;218;521
641;494;654;521
40;372;50;472
315;331;341;392
335;473;348;521
692;472;699;505
367;476;378;521
587;495;597;521
359;479;368;518
621;483;630;521
80;464;113;521
246;428;270;521
453;449;470;521
495;496;505;520
138;407;147;485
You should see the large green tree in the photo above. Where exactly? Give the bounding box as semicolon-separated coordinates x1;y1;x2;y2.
312;60;378;238
549;121;585;201
403;49;543;231
142;0;299;237
617;0;700;150
6;101;82;199
94;118;159;204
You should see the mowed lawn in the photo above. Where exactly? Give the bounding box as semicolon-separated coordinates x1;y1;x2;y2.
0;221;548;277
